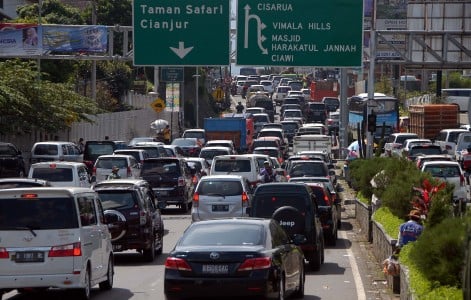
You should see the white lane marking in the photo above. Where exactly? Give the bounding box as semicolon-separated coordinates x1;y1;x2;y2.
340;230;366;300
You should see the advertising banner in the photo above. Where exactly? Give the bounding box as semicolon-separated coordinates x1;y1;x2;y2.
0;23;43;56
43;25;108;52
0;23;108;57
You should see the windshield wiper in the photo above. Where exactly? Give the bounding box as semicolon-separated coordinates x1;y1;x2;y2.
0;226;38;237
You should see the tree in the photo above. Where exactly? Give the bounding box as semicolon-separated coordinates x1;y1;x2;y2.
0;60;99;135
16;0;84;24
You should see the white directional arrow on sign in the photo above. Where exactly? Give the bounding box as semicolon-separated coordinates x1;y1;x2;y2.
170;41;194;59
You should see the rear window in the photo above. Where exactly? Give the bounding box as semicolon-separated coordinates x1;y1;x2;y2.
32;168;73;182
133;147;160;158
85;143;115;157
282;123;299;133
33;144;59;155
309;103;326;110
0;197;78;229
183;132;205;139
180;223;264;246
409;146;442;156
142;160;181;175
252;194;311;218
253;149;279;157
200;150;229;159
254;100;274;111
289;162;327;177
423;165;461;177
276;87;291;93
253;141;278;148
114;151;141;161
197;180;243;196
96;158;128;169
214;159;251;172
97;191;138;210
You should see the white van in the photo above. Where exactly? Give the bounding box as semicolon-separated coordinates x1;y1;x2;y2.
292;134;332;155
0;187;114;299
30;141;83;164
28;161;92;188
210;154;263;187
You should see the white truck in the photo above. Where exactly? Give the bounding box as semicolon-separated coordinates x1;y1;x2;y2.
292;134;332;155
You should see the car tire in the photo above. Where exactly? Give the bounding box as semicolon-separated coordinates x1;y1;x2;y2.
99;256;114;291
143;237;156;262
72;266;91;300
104;210;127;242
309;241;322;272
292;264;305;299
271;206;305;236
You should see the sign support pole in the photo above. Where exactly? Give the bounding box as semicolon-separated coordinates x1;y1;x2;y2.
367;0;377;158
194;69;201;128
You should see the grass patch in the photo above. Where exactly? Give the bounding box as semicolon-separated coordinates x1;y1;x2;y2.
372;207;403;239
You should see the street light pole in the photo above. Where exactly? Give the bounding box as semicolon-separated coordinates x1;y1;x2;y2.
193;69;201;128
91;0;97;101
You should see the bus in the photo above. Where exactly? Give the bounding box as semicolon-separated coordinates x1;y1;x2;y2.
347;93;400;139
442;88;471;112
239;67;257;76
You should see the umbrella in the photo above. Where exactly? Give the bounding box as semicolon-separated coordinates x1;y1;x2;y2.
150;119;169;131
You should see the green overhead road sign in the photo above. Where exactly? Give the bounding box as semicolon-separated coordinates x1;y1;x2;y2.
133;0;230;66
236;0;363;67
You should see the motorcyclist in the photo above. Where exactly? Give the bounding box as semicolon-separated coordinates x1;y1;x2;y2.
236;101;244;113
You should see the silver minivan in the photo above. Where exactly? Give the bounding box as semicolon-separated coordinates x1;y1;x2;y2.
191;175;252;222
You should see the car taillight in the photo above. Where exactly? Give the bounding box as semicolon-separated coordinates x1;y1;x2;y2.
178;176;185;186
165;257;192;271
193;192;200;207
242;192;249;207
192;176;198;184
286;175;291;180
127;166;132;177
48;242;82;257
140;210;147;226
324;194;331;205
237;257;271;271
0;247;9;259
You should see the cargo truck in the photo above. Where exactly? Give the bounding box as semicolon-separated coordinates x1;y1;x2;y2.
408;104;460;139
204;115;254;153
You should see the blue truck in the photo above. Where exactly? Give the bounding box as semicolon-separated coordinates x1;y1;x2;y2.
204;114;254;153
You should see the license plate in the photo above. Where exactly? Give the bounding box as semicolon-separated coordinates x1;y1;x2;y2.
112;244;122;251
212;204;229;212
15;251;45;263
202;264;229;274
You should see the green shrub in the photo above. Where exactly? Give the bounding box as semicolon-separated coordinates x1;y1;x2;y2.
425;187;454;229
407;215;468;287
372;207;403;238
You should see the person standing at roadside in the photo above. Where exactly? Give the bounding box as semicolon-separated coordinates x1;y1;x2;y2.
163;125;171;145
77;138;85;153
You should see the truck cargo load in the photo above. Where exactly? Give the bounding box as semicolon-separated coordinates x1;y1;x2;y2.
292;134;332;155
408;104;459;139
204;116;254;153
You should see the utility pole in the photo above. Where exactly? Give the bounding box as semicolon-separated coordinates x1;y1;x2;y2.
91;0;97;101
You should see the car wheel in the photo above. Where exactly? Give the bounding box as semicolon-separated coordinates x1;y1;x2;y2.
277;274;286;300
143;237;156;262
156;232;163;255
309;243;322;272
99;256;114;291
292;263;305;299
104;210;127;242
72;266;91;300
181;200;189;212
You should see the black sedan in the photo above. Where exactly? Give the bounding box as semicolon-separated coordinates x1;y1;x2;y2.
164;218;305;300
171;138;202;157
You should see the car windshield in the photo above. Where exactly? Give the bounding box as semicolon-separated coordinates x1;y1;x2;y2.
32;168;73;182
0;197;78;229
97;191;137;210
180;223;264;246
253;115;269;123
197;180;243;196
